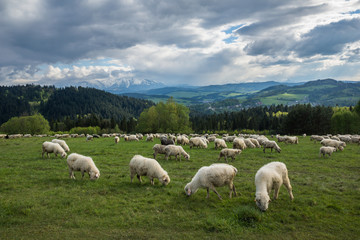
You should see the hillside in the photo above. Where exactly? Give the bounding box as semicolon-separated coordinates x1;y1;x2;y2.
0;85;154;125
124;79;360;114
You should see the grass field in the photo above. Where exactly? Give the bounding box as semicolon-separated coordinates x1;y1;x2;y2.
1;136;360;239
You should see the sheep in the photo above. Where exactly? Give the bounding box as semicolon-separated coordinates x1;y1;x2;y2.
244;138;256;148
146;134;154;142
67;153;100;180
86;134;93;141
126;135;139;141
310;135;324;143
255;161;294;211
262;140;281;153
189;137;208;149
284;136;299;144
218;148;242;162
164;145;190;161
152;144;167;159
256;136;269;146
42;141;67;158
184;163;238;200
233;138;247;150
52;139;70;152
249;138;261;148
115;136;120;144
214;138;227;150
160;137;175;145
129;155;170;185
319;146;337;158
176;135;189;145
320;139;346;151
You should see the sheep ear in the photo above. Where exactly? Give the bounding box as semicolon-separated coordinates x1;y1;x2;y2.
269;199;271;202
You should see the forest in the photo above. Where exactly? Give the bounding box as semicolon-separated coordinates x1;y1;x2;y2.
1;85;359;135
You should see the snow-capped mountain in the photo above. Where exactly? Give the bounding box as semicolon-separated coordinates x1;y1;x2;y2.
75;78;166;94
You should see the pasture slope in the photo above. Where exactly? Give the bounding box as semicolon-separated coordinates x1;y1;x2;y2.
0;136;359;239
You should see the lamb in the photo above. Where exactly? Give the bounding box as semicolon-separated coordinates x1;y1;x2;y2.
42;141;67;158
320;139;346;150
233;138;247;150
52;139;70;152
218;148;242;162
152;144;167;159
164;145;190;161
129;155;170;185
189;137;208;149
67;153;100;180
319;146;337;157
184;163;238;200
115;136;120;144
214;138;227;150
255;161;294;211
262;140;281;153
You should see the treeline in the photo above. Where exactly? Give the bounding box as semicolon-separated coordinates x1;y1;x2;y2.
191;103;360;135
0;85;154;132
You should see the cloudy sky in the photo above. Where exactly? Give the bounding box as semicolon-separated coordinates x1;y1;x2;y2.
1;0;360;87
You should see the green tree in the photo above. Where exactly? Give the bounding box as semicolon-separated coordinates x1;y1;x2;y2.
331;107;360;134
0;114;50;134
136;98;192;133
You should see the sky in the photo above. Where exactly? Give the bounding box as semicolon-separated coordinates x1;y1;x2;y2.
1;0;360;87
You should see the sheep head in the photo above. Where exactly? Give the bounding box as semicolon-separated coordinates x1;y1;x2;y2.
160;174;170;186
89;170;100;180
255;193;271;212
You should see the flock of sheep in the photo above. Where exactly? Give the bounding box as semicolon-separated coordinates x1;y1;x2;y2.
37;132;358;211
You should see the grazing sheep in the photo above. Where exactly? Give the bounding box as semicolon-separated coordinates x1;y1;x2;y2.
164;145;190;161
310;135;324;143
284;136;299;144
184;163;238;200
126;135;139;141
189;137;208;149
244;138;256;148
256;136;269;146
152;144;167;159
249;138;261;148
160;137;175;145
42;141;67;158
320;139;346;151
129;155;170;185
263;140;281;153
86;135;93;141
177;135;189;145
214;138;227;150
115;136;120;144
319;146;337;157
276;136;287;143
146;134;154;142
233;138;247;150
52;139;70;152
67;153;100;180
218;148;242;162
255;162;294;211
222;135;237;142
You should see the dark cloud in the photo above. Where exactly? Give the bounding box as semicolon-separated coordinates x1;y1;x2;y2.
295;18;360;57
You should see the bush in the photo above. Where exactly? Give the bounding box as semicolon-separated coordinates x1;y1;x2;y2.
0;114;50;134
69;126;100;135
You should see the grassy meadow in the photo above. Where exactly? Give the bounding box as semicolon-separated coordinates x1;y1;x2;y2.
0;136;359;239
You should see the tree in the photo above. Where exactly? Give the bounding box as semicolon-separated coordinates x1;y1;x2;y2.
0;114;50;134
136;98;192;133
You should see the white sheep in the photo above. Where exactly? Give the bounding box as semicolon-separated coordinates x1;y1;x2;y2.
249;138;261;148
255;161;294;211
319;146;337;157
42;141;67;158
67;153;100;180
244;138;256;148
129;155;170;185
52;139;70;152
320;139;346;151
284;136;299;144
126;135;139;141
152;144;167;159
256;136;270;146
86;134;93;141
164;145;190;161
115;136;120;144
184;163;238;200
233;138;247;150
262;140;281;153
189;137;208;149
214;138;227;150
218;148;242;162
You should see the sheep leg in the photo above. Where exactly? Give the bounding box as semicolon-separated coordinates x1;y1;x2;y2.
224;156;228;163
137;174;142;183
231;156;235;162
229;183;237;198
209;186;222;200
273;183;280;200
150;178;154;185
69;169;75;179
283;176;294;200
81;171;85;179
153;152;156;159
263;147;266;153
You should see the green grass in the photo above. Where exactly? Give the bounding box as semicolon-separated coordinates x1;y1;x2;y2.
1;136;360;239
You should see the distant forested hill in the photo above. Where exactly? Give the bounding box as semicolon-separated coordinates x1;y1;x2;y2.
0;85;154;125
